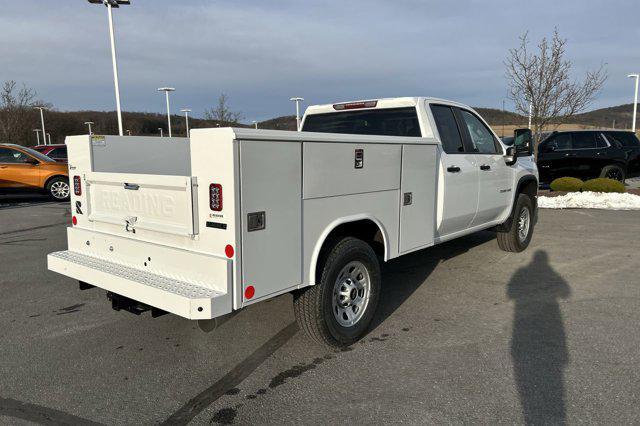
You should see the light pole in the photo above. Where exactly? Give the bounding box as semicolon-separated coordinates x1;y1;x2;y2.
34;106;46;144
528;102;532;130
88;0;130;136
33;129;42;145
158;87;175;137
84;121;94;136
501;100;505;137
158;127;163;137
289;97;304;131
47;133;52;145
628;74;639;133
181;108;191;137
252;120;258;129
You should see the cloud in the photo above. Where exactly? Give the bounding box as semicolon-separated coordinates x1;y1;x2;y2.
1;0;638;120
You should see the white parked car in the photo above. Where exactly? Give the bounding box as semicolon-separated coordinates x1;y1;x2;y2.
48;97;538;347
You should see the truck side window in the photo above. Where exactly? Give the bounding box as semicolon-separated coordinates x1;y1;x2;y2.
459;110;498;154
430;105;464;154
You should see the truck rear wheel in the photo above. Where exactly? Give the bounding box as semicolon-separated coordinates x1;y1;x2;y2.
497;194;534;253
293;237;381;348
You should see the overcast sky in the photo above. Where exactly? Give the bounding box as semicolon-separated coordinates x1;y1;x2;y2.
1;0;638;121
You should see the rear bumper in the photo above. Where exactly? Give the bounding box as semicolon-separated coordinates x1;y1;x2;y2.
48;250;227;320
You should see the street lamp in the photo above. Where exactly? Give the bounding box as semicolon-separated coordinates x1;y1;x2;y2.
84;121;94;136
88;0;130;136
158;87;175;137
181;108;191;137
628;74;639;133
252;120;258;129
33;129;42;145
158;127;164;137
289;97;304;131
34;106;46;145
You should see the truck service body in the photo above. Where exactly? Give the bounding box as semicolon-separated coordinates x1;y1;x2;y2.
48;97;538;346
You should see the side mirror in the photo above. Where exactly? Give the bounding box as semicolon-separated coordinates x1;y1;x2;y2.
23;157;39;165
514;128;533;156
504;146;518;166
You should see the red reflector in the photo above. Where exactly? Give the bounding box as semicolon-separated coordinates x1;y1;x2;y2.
225;244;234;258
210;183;223;211
73;176;81;196
244;285;255;299
72;216;77;226
333;100;378;110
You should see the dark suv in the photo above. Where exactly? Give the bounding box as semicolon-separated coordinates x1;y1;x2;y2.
537;130;640;184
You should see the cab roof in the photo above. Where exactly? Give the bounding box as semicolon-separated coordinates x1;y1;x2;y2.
304;96;471;116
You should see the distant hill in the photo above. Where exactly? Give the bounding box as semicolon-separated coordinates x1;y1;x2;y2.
10;103;637;147
570;104;635;129
257;105;638;132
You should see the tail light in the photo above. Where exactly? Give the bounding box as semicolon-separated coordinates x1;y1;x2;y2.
209;183;223;211
73;176;82;196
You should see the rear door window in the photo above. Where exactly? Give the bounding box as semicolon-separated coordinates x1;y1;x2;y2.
571;133;597;149
302;107;421;137
596;133;608;148
430;105;465;154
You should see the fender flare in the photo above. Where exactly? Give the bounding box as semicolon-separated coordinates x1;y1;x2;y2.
308;214;390;285
497;175;538;232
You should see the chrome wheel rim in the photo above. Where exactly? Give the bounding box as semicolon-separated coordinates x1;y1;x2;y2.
605;168;623;181
332;261;370;327
517;207;530;243
51;181;70;199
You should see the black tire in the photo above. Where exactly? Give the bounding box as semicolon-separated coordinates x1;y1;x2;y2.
497;194;534;253
293;237;381;348
600;165;625;183
46;176;70;201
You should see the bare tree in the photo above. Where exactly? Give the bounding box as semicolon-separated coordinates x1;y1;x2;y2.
0;80;50;145
506;29;607;153
204;93;243;124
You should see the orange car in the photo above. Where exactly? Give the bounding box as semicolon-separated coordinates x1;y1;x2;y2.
0;144;70;201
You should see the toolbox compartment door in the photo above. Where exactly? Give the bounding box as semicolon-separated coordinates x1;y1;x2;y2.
239;140;302;304
84;172;198;237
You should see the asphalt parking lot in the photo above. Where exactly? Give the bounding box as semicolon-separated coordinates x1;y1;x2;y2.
1;198;639;425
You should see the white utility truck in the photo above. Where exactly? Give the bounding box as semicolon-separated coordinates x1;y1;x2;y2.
48;97;538;347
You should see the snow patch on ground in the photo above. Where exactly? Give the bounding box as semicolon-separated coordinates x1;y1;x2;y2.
539;191;640;210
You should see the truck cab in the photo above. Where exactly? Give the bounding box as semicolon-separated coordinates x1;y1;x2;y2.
302;97;538;241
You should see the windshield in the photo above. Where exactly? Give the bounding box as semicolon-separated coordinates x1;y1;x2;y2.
21;146;55;162
302;107;421;137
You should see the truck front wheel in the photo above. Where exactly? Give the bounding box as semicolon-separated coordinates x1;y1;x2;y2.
497;193;534;252
293;237;381;348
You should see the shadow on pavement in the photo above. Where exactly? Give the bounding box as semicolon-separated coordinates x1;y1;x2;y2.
370;230;495;331
0;193;55;209
508;250;571;425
